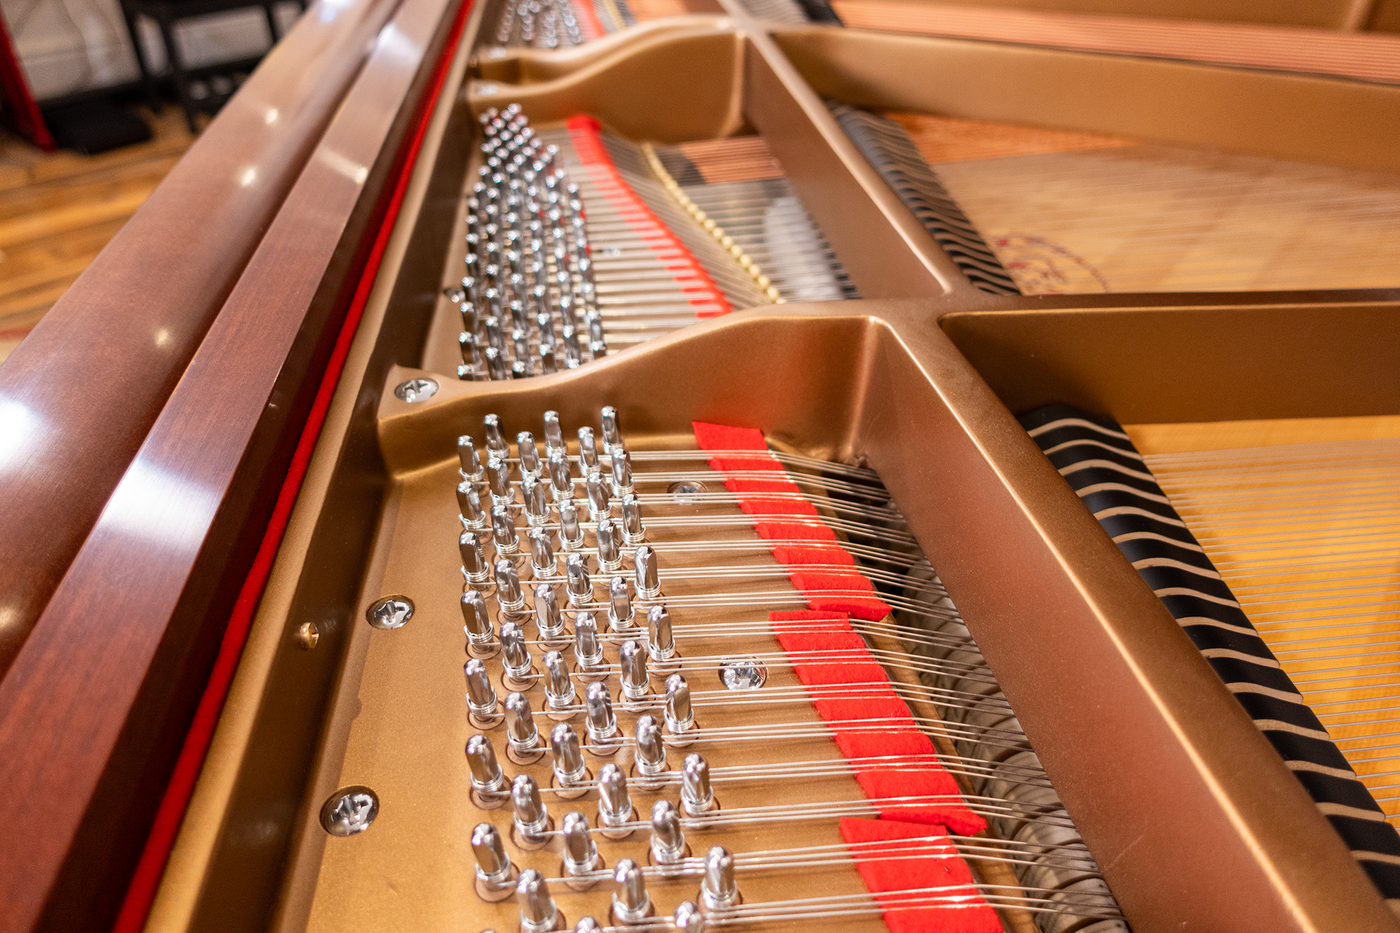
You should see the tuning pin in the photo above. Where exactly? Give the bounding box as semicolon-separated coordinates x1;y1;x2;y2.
619;640;649;701
561;810;604;885
485;346;509;381
610;447;633;497
578;427;600;473
607;576;635;631
573;612;606;678
682;753;717;818
485;414;510;461
600;406;623;456
562;326;583;369
700;847;739;911
523;479;551;529
526;529;556;581
465;657;502;724
471;822;517;901
673;901;705;933
574;919;603;933
543;410;565;457
646;606;677;667
535;583;567;643
505;692;542;763
649;800;687;866
462;589;496;653
611;859;652;925
460;531;491;585
458;482;489;532
516;868;559;933
633;714;667;780
496;559;525;614
585;471;610;522
566;553;592;607
548;450;573;502
584;681;620;753
518;432;542;479
488;457;513;508
492;505;520;557
665;673;696;740
621;494;645;545
466;734;508;800
596;518;622;573
550;723;590;793
458;435;486;482
588;319;607;358
544;649;577;714
539;344;558;375
558;500;585;551
596;762;635;838
634;545;660;600
501;621;534;687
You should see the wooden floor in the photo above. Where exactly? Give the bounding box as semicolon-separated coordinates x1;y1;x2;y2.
0;107;194;365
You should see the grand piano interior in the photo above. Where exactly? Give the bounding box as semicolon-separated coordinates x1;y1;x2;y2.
0;1;1397;932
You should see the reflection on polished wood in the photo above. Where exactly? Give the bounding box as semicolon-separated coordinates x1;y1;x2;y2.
0;109;194;364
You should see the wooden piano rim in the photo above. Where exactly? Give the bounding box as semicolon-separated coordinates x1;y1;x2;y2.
0;2;1397;931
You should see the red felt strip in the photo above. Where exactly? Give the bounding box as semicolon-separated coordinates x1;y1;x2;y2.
566;116;732;317
839;819;1003;933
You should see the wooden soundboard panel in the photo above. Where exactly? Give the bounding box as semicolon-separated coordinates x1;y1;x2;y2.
1125;415;1400;824
879;111;1400;294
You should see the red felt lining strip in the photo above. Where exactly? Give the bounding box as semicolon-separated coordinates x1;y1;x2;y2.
565;116;732;317
109;2;477;928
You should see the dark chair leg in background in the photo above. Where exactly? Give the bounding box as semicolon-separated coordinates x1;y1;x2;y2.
155;15;199;132
120;7;161;111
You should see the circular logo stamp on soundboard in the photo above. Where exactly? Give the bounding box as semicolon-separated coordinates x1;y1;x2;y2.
991;233;1111;294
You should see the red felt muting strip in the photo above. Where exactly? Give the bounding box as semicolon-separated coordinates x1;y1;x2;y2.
692;421;998;929
840;819;1003;933
564;116;732;318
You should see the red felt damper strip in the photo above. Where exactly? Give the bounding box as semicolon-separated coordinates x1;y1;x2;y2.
566;116;732;316
839;819;1003;933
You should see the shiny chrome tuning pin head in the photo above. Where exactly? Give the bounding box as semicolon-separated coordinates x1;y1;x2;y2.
573;919;603;933
501;621;535;689
523;478;551;528
634;545;660;600
596;517;622;572
584;681;620;754
505;692;544;765
548;450;573;502
621;494;645;545
558;500;585;551
543;410;565;458
600;406;623;456
535;583;567;644
565;553;592;608
596;762;635;838
611;859;652;925
529;527;557;579
610;447;633;497
607;576;635;632
471;822;517;901
560;810;603;888
465;658;502;725
619;640;649;702
665;673;696;741
578;427;600;474
647;605;677;668
496;558;525;613
466;733;507;800
460;531;491;585
550;723;591;796
585;471;611;523
516;868;559;933
673;901;705;933
511;774;553;849
649;799;687;866
543;649;576;716
462;589;497;655
700;847;739;912
457;435;485;482
493;505;520;556
488;457;513;508
573;612;606;679
682;753;717;819
632;714;667;780
485;413;510;461
517;431;542;479
458;482;489;532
